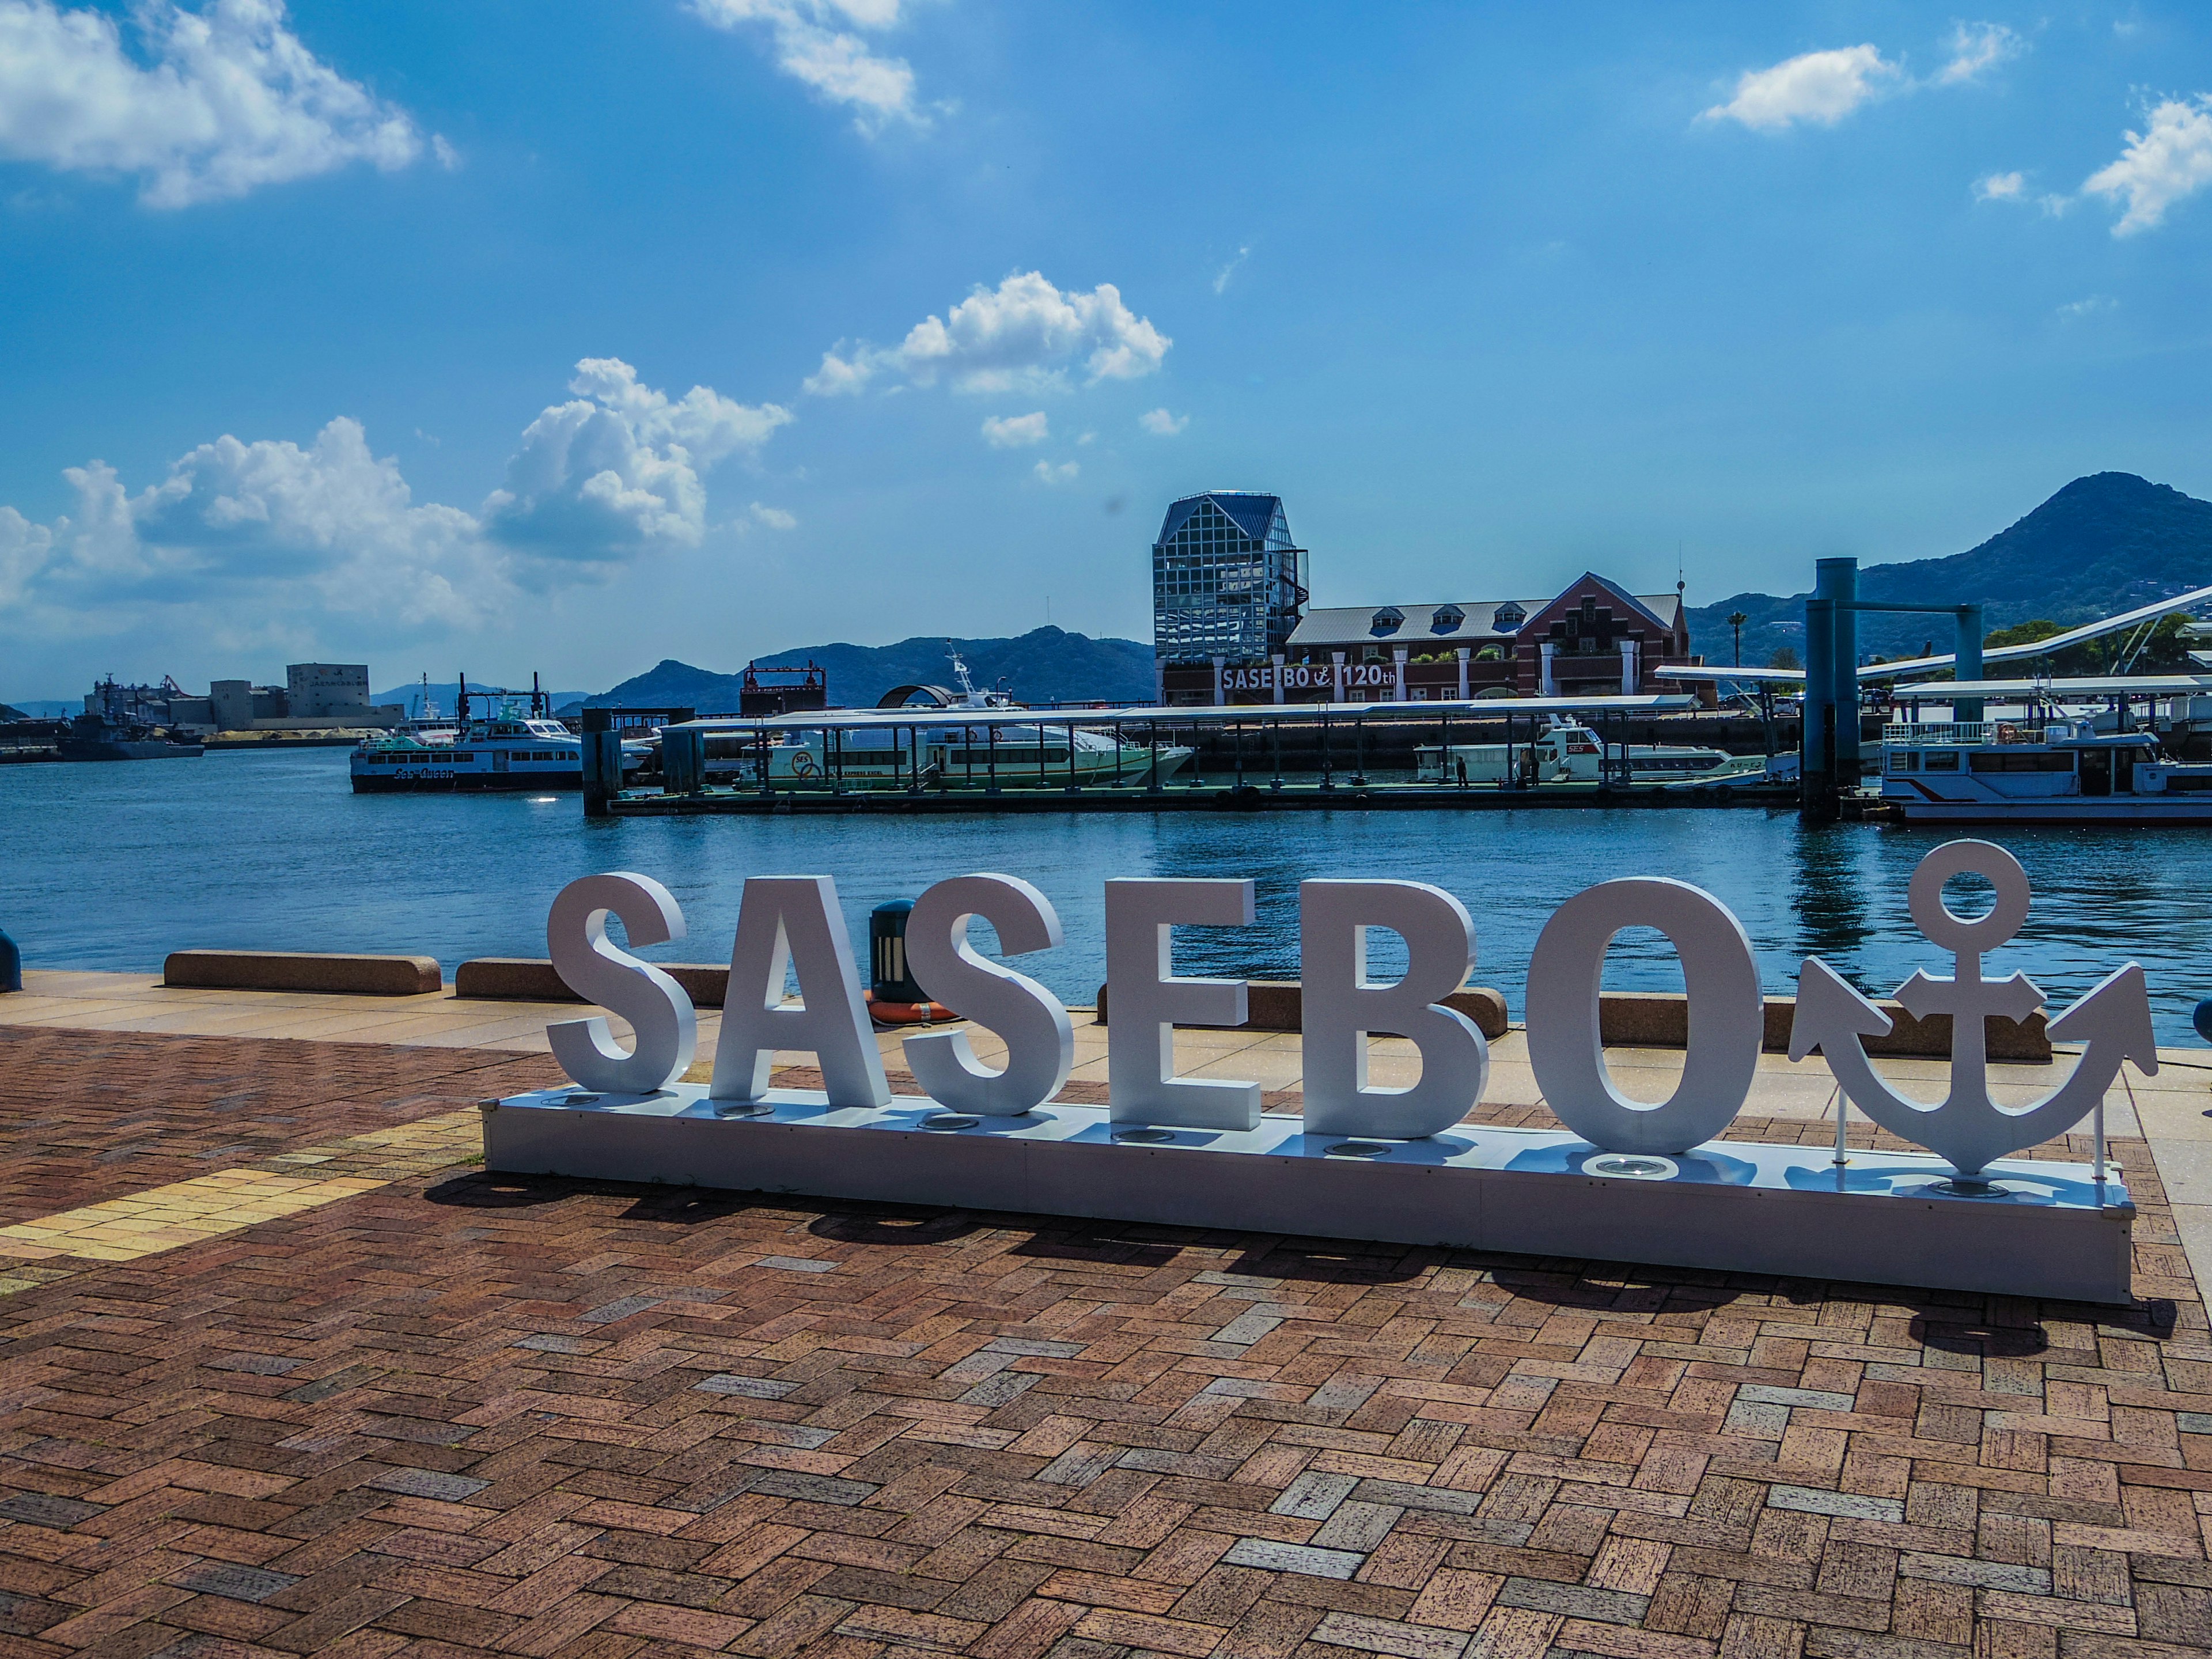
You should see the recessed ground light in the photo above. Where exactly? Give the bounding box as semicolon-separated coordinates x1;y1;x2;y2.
1113;1127;1175;1144
1588;1154;1676;1180
921;1113;980;1130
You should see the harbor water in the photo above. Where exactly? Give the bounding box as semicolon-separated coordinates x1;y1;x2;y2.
5;747;2210;1043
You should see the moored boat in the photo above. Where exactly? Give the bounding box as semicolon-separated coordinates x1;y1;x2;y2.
1880;717;2212;823
1416;718;1737;785
352;689;650;793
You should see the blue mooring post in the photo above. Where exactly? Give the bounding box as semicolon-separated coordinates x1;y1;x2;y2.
2195;1001;2212;1046
0;928;18;994
1955;604;1984;725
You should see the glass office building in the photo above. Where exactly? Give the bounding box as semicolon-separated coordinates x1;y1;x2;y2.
1152;491;1308;665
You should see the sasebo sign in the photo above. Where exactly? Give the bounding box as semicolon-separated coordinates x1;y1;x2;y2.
543;840;2154;1181
1222;662;1392;693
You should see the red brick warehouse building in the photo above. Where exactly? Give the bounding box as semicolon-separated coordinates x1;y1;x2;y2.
1151;490;1703;704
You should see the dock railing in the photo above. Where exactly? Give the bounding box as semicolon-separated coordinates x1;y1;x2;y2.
1881;721;1999;745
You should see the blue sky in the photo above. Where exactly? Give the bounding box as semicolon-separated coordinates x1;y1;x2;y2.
2;1;2210;701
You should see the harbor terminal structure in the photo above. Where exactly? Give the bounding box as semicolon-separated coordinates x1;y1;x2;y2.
589;490;1760;815
1150;491;1702;704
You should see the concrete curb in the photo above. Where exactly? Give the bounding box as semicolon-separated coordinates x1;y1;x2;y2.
162;950;442;997
455;957;732;1005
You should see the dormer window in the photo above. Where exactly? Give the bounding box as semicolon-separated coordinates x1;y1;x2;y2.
1430;605;1464;634
1369;607;1404;636
1492;601;1526;630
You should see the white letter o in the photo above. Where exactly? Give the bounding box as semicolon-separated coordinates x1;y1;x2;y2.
1525;878;1761;1155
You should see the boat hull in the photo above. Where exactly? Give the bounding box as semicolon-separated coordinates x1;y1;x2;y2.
351;770;584;793
1893;797;2212;824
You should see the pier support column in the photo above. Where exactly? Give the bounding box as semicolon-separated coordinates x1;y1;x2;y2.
1803;597;1836;823
1211;656;1226;706
1270;654;1285;704
1456;648;1469;699
1955;604;1984;725
1818;558;1859;787
662;726;705;796
1393;646;1409;701
581;708;620;819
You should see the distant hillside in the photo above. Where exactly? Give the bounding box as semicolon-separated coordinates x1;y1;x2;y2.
1686;472;2212;666
590;628;1156;712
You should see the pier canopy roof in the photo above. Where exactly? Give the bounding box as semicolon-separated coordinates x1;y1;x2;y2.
668;692;1700;736
1889;674;2212;700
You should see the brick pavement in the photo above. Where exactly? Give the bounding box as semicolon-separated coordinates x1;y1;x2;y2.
0;1033;2206;1658
0;1029;561;1224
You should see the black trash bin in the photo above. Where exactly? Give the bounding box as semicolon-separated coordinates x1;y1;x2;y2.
0;929;18;995
869;900;926;1003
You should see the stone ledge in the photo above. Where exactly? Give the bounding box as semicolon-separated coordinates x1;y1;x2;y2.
1095;983;2048;1060
162;950;442;997
454;957;730;1005
1096;979;1513;1040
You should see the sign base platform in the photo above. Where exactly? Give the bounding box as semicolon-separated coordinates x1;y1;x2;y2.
482;1085;2137;1305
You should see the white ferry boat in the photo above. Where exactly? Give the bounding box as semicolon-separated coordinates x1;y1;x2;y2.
755;718;1193;789
352;706;649;793
1416;719;1738;786
1881;718;2212;823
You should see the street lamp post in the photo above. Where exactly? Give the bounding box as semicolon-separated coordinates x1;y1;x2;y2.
1728;611;1748;668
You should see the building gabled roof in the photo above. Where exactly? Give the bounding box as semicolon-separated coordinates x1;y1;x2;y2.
1288;583;1684;650
1154;491;1287;546
1289;600;1544;648
1533;572;1677;635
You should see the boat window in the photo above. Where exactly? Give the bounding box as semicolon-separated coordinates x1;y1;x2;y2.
1889;751;1919;772
1923;751;1959;770
1968;751;2074;772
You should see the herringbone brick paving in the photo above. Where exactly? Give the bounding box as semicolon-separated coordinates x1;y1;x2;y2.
0;1032;2205;1658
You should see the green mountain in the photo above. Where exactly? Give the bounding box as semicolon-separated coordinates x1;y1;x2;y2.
1686;472;2212;667
589;627;1156;712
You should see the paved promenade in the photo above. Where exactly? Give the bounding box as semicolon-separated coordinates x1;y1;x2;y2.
0;974;2207;1657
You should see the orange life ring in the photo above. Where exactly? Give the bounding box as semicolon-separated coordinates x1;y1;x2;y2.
790;749;819;777
864;990;955;1025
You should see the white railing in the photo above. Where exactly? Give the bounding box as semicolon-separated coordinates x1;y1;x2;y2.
1883;721;2061;746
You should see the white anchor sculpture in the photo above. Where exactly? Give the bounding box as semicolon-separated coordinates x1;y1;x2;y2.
1789;839;2158;1179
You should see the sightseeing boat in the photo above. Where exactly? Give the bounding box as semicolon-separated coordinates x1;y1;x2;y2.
352;696;650;793
1416;718;1738;786
751;718;1193;790
1880;717;2212;823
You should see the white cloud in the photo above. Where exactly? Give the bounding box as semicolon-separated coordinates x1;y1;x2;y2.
1138;408;1187;437
483;358;791;556
2083;96;2212;234
1937;22;2020;85
687;0;923;132
0;358;790;647
981;411;1049;448
1701;44;1900;130
2055;294;2118;318
807;271;1171;397
1974;171;2024;200
1213;246;1249;295
0;0;433;207
1032;460;1078;486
